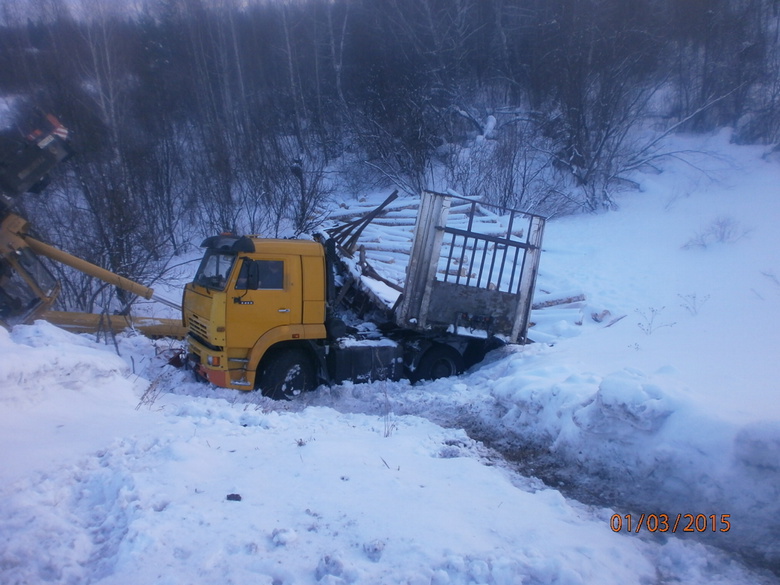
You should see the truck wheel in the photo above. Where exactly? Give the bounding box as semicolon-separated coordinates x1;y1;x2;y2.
414;344;463;382
258;348;317;400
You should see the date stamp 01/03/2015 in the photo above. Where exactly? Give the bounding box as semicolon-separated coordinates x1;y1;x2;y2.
610;514;731;534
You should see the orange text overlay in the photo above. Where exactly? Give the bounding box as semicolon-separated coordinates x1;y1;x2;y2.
610;514;731;534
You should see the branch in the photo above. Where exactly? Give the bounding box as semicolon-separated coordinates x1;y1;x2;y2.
628;85;745;166
361;160;418;196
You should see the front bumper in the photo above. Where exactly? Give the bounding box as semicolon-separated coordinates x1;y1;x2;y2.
187;343;252;390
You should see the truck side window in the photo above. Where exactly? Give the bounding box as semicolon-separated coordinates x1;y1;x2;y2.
258;260;284;289
236;260;284;290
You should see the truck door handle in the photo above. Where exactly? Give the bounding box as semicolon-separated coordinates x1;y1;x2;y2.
278;308;290;313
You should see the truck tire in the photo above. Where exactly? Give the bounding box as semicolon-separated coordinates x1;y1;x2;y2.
414;343;463;382
258;348;317;400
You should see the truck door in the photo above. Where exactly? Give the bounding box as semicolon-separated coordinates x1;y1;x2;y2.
226;255;302;348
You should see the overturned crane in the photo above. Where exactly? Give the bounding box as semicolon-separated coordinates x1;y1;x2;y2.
0;112;184;337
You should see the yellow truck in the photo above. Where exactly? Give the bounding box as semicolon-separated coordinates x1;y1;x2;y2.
184;190;545;399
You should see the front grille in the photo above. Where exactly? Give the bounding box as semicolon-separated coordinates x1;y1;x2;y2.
189;314;209;339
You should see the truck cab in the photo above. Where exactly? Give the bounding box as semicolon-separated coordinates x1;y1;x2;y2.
183;234;327;391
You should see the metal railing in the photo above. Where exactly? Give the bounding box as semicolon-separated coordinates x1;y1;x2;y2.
437;197;542;296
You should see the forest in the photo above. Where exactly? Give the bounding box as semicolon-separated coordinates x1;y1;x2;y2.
1;0;779;312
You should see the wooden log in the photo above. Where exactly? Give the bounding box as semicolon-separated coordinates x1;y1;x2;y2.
531;293;586;310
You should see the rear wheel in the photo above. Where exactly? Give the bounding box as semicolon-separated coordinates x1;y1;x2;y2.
257;348;317;400
414;343;463;382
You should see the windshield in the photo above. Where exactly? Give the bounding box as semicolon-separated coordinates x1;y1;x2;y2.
17;248;57;296
0;264;43;325
193;251;236;291
0;251;57;325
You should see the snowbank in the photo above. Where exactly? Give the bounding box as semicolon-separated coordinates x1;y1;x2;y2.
1;324;774;584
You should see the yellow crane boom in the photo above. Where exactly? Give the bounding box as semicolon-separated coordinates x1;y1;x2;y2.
24;235;180;310
1;112;184;337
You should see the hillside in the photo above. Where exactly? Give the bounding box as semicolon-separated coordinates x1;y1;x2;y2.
1;132;779;584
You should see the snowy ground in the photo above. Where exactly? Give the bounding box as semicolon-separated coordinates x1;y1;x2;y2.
2;131;780;584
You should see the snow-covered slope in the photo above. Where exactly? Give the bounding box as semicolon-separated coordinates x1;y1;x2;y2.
1;131;779;584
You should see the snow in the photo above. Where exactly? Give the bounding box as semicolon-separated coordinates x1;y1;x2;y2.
338;337;398;348
358;274;401;307
2;132;780;584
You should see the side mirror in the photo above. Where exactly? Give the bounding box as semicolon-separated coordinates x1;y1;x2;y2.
245;259;260;290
